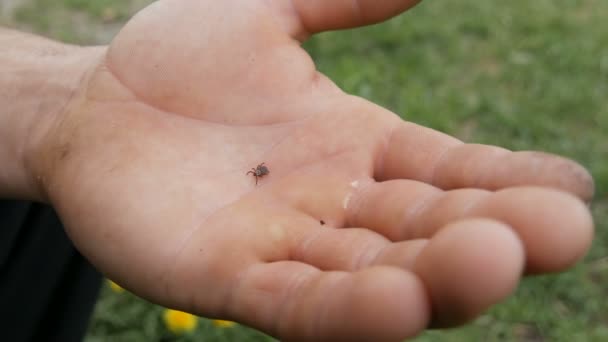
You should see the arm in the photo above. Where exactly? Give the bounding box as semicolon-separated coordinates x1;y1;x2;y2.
0;28;102;200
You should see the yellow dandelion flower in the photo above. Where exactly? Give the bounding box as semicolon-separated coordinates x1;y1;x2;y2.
163;309;198;334
107;280;124;293
212;319;236;328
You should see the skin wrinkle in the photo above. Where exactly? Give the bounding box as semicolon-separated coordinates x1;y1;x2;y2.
403;189;502;241
454;190;492;222
367;243;390;267
104;56;165;118
288;0;310;39
352;236;387;270
428;143;460;186
162;203;246;309
208;250;259;319
273;270;297;338
308;273;348;341
293;227;326;264
32;50;105;201
255;119;305;165
374;119;396;180
426;189;494;238
225;261;256;323
90;62;176;120
107;55;312;128
475;148;511;189
347;180;443;241
402;190;442;240
43;108;100;204
263;0;304;42
276;268;327;340
305;273;335;341
163;223;205;303
429;142;466;185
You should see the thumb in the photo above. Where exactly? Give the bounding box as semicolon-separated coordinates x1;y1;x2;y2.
291;0;422;37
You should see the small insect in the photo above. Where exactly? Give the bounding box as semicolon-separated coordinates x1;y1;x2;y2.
246;162;269;185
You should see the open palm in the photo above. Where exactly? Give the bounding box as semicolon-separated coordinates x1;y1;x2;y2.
40;0;594;340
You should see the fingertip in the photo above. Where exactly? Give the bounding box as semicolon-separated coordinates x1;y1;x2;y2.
519;189;595;274
514;152;596;203
336;267;431;340
414;219;525;327
482;188;595;274
568;159;595;203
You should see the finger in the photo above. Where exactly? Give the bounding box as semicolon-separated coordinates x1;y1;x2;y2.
255;218;523;331
377;121;595;201
227;262;430;341
346;180;594;273
289;0;422;37
412;219;525;327
288;223;430;272
273;207;428;273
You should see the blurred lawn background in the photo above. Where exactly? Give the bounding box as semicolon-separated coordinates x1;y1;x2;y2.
2;0;606;340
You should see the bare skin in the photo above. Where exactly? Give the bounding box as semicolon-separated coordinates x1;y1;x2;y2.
1;0;594;341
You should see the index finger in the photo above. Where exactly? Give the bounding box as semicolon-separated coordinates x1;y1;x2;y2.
375;119;595;202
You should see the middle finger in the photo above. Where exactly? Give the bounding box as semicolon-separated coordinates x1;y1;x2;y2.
345;180;593;273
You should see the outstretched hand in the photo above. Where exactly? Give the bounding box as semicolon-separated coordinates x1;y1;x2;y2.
36;0;594;340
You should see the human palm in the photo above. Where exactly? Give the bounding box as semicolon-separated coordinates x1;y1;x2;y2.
41;0;594;341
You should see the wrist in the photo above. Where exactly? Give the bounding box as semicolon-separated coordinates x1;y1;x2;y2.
0;28;105;201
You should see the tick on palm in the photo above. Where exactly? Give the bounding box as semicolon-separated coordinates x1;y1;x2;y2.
246;163;269;185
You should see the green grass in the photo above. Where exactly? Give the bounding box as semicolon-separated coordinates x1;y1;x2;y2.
88;284;273;341
4;0;607;340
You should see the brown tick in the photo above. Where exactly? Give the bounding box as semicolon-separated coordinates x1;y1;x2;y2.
246;162;269;185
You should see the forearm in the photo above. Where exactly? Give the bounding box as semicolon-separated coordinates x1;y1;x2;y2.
0;28;101;200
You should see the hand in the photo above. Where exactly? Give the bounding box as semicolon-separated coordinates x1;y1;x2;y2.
35;0;594;340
